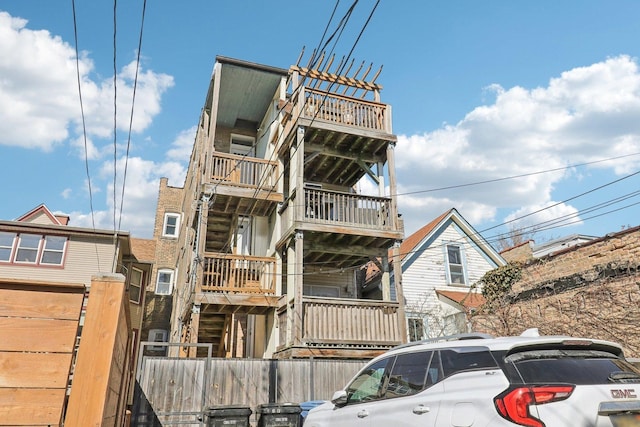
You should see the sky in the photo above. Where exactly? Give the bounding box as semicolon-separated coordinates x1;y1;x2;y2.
1;1;639;249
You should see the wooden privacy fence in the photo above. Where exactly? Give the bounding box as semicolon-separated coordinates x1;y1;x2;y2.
0;274;132;426
0;278;85;425
65;274;133;427
132;346;368;427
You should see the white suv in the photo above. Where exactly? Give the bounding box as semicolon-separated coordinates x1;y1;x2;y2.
304;329;640;427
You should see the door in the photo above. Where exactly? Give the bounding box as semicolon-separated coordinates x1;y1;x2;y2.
371;350;442;426
230;136;255;185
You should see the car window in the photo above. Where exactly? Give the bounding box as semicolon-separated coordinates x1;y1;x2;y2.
440;347;498;378
346;357;391;404
383;351;433;398
506;349;640;385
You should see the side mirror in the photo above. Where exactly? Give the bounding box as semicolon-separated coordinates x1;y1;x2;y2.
331;390;348;407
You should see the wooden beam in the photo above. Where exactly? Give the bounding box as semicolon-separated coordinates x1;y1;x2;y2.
305;142;385;163
306;241;388;257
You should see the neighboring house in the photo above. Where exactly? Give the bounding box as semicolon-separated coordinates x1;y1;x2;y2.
474;225;640;357
149;54;405;360
365;208;506;340
0;204;153;404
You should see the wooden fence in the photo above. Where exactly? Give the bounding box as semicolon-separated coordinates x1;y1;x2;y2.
0;274;132;426
0;278;85;425
132;345;368;427
65;274;133;427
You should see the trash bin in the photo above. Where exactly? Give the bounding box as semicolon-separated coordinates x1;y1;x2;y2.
299;401;325;424
205;405;252;427
257;403;302;427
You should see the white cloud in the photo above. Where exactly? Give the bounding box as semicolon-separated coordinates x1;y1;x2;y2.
0;11;174;153
166;126;197;163
69;149;187;237
396;55;640;238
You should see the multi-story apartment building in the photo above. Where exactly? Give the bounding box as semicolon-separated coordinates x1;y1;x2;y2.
151;54;405;359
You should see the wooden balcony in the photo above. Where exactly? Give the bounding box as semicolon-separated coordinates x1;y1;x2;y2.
200;253;276;294
205;152;282;214
276;296;403;358
301;88;390;133
303;187;393;231
211;152;279;190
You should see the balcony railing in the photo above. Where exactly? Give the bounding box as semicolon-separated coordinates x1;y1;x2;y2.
210;152;278;191
201;253;276;294
302;88;390;132
304;187;393;230
300;297;402;346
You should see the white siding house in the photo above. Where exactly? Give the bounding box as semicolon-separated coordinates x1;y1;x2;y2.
365;208;505;340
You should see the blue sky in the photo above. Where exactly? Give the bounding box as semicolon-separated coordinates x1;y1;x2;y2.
1;1;639;248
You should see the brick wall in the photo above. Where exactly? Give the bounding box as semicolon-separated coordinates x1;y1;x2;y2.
473;226;640;358
142;178;184;344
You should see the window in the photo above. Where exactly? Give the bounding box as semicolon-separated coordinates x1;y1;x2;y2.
15;233;40;263
129;267;143;303
440;347;498;378
0;232;68;266
346;358;391;404
0;232;16;262
408;317;425;342
163;213;180;238
40;235;66;265
446;244;465;284
156;269;174;295
383;351;433;398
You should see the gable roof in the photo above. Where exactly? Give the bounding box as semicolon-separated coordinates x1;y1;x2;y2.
16;204;65;225
400;208;505;268
365;208;505;283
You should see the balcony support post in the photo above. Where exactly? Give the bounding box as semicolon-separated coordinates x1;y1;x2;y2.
292;231;304;345
392;240;407;343
387;142;399;230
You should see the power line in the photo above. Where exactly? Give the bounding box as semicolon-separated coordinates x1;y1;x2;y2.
117;0;147;232
112;0;118;233
71;0;101;270
395;151;640;197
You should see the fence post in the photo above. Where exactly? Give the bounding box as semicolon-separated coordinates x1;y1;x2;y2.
65;273;132;427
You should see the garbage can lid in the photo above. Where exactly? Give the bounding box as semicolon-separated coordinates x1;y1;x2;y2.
258;403;302;414
206;405;253;416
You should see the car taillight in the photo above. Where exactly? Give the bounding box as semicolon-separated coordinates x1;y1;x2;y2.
494;385;575;427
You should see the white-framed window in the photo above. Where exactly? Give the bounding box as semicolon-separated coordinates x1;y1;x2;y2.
162;213;180;238
5;233;68;266
156;269;174;295
407;315;427;342
40;235;67;265
0;232;16;262
15;233;41;263
129;267;144;304
445;244;466;285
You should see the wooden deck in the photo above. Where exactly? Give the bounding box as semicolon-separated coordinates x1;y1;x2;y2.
200;252;276;294
277;296;402;358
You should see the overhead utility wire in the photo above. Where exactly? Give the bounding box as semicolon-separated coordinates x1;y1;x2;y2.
295;170;640;269
395;151;640;197
71;0;102;270
112;0;118;233
208;0;361;256
479;168;640;237
117;0;147;232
